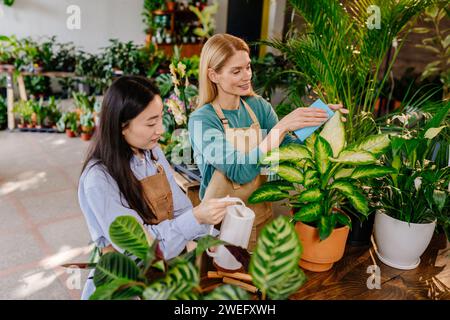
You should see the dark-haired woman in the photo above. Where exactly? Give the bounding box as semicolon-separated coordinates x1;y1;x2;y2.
78;76;232;299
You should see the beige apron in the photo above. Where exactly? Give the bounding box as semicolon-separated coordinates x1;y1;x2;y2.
102;150;173;255
203;98;273;250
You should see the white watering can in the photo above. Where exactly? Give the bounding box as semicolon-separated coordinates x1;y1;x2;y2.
206;196;255;271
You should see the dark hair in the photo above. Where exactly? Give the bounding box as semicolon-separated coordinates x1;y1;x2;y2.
82;75;160;222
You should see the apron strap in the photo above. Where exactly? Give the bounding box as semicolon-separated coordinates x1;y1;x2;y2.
241;99;260;126
210;101;230;130
210;97;261;130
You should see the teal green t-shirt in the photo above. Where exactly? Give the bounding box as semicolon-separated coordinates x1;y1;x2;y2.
188;96;298;199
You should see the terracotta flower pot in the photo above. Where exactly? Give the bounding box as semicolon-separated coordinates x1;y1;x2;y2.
81;132;92;141
166;1;176;11
295;221;350;272
66;129;76;138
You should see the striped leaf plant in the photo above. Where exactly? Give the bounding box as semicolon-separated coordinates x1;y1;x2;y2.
249;110;396;240
88;215;307;300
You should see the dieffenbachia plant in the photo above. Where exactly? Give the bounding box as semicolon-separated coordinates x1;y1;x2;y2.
249;110;395;240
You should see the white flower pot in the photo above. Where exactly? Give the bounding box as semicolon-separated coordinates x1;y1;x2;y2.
374;212;436;270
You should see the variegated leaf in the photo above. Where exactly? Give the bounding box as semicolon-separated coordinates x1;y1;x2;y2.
304;170;320;188
319;111;345;157
249;216;303;299
248;185;289;204
270;164;304;183
350;165;396;179
347;134;390;157
335;167;355;179
330;150;376;165
293;202;322;222
314;136;333;174
329;181;369;216
262;143;311;165
297;188;323;202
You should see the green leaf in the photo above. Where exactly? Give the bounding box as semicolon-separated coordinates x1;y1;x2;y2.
424;126;446;140
171;292;201;300
109;216;151;261
263;180;295;191
93;252;139;287
330;181;369;216
330;150;376;165
335;213;352;229
433;190;446;212
195;235;225;258
318;215;333;241
303;170;320;187
143;259;199;300
335;167;354;179
262;143;311;165
89;279;136;300
271;164;304;183
297;188;323;202
350;165;397;179
204;284;249;300
314;136;333;174
249;216;303;299
305;132;318;156
142;282;171;300
248;185;289;204
347;134;391;157
422;103;450;135
268;267;307;300
293;202;322;222
319;111;346;157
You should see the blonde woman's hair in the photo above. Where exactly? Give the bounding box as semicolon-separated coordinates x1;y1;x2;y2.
197;33;256;108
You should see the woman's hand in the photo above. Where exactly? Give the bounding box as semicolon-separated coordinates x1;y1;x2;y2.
193;198;233;225
274;107;329;134
328;103;349;122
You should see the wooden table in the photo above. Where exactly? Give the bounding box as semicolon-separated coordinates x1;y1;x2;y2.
291;234;449;300
199;234;449;300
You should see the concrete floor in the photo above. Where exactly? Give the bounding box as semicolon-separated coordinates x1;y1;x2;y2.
0;130;92;299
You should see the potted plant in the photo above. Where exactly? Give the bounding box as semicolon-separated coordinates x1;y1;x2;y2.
13;100;33;129
80;111;95;141
180;26;190;44
189;2;219;42
373;104;450;270
32;98;48;129
72;214;305;300
0;94;7;130
249;111;394;271
45;96;61;129
166;0;176;12
57;111;79;137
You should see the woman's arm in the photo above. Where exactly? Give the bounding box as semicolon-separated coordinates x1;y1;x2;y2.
82;175;209;260
189;112;263;185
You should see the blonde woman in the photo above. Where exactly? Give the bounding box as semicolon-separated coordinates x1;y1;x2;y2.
188;33;347;250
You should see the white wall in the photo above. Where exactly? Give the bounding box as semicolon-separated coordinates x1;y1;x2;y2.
0;0;147;52
0;0;228;53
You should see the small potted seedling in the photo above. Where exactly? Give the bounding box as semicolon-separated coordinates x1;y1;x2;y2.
80;111;95;141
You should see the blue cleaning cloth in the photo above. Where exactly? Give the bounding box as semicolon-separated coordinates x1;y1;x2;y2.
293;99;334;142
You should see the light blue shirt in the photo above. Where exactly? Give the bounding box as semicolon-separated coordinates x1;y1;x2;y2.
78;145;210;299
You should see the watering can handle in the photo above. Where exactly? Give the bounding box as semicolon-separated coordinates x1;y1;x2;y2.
217;196;245;207
206;196;245;257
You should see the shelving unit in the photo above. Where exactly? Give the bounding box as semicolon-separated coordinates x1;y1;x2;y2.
0;65;75;130
146;5;204;58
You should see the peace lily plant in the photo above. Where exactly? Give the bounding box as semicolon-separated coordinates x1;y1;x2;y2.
371;103;449;269
84;215;306;300
249;110;395;271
